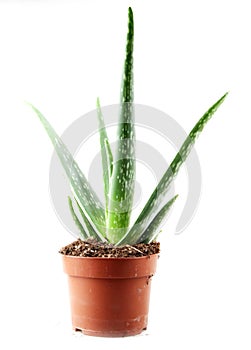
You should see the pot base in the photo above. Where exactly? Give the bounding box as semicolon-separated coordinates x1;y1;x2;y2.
75;326;147;338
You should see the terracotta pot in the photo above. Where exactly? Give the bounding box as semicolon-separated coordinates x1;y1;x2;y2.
62;254;159;337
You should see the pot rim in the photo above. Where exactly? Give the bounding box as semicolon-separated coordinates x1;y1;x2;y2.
62;253;159;278
60;252;160;261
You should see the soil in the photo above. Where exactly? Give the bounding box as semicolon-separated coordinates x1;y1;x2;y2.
59;239;160;258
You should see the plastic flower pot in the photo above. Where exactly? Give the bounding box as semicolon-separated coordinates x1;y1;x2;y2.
62;253;158;337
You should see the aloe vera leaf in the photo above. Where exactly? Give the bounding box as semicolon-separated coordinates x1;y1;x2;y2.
68;196;88;240
96;97;113;214
74;197;106;241
139;195;178;244
29;103;106;234
106;7;135;244
118;92;228;245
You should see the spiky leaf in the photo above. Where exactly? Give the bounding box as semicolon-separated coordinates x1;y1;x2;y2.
96;97;113;214
68;196;88;240
139;195;178;244
107;7;135;243
74;196;106;241
118;92;228;245
29;103;106;235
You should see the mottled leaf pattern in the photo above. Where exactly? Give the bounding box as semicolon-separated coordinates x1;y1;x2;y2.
74;196;106;241
107;7;135;243
139;195;178;244
96;97;113;214
29;104;106;233
68;196;88;240
118;92;228;245
30;7;228;246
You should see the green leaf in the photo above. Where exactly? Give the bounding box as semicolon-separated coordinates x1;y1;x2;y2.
29;103;106;236
74;196;106;241
96;97;113;215
68;196;88;240
118;92;228;245
139;195;178;244
107;7;135;244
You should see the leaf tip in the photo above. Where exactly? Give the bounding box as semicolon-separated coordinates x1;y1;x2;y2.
24;101;36;111
96;97;101;108
128;7;134;26
218;91;229;105
222;91;229;99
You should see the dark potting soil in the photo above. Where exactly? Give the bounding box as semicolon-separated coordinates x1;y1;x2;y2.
59;239;160;258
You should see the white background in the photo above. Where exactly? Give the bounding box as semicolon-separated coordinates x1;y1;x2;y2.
0;0;251;349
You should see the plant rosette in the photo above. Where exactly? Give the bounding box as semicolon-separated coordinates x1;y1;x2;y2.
29;8;227;337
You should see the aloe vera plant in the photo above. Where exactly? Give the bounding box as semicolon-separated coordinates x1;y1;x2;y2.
30;7;227;245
